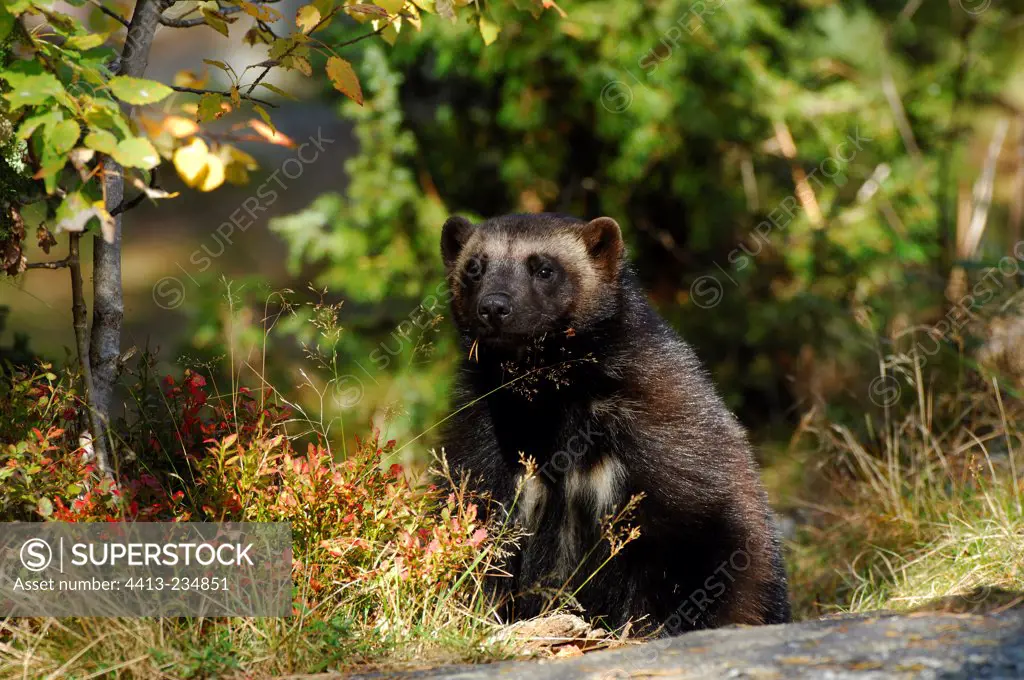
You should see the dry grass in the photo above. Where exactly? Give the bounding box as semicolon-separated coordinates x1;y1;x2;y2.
787;346;1024;618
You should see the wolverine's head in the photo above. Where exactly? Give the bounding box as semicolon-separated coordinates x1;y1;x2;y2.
441;213;625;348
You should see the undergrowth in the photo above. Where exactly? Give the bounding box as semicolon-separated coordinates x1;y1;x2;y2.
0;357;529;678
787;338;1024;618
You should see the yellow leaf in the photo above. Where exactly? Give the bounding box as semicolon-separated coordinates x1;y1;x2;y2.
326;56;363;105
478;16;499;45
379;17;400;45
173;138;226;192
173;138;210;187
173;69;208;89
226;145;259;170
198;153;225;191
249;119;295;147
290;55;313;77
296;5;321;33
376;0;404;13
163;115;199;138
240;1;280;21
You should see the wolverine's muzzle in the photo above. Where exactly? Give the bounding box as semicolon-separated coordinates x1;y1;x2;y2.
477;292;513;330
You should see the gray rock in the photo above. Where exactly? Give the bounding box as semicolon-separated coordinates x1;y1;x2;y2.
352;608;1024;680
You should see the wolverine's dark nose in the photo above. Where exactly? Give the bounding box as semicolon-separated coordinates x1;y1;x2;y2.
477;293;512;326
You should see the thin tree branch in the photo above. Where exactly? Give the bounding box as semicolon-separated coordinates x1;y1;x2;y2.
333;21;393;50
110;168;158;217
245;10;394;96
86;0;130;27
159;4;245;27
169;84;277;108
26;257;71;270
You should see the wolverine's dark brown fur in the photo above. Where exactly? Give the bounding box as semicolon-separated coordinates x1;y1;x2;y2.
438;213;790;635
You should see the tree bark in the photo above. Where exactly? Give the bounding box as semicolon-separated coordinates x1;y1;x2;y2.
69;232;109;474
89;0;167;467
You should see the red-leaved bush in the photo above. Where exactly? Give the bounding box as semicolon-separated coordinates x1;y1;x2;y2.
1;364;509;627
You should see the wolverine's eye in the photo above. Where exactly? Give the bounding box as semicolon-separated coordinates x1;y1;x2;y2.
528;256;559;282
464;256;485;283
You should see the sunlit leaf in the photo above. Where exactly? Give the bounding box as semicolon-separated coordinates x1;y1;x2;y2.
109;76;174;105
376;0;404;13
197;92;225;122
84;129;118;154
240;1;280;21
289;55;313;77
173;69;209;89
55;191;95;233
326;56;362;105
66;32;109;50
379;17;401;45
17;109;63;140
173;137;225;191
249;119;295;147
252;104;275;132
478;16;500;45
201;8;231;36
202;59;233;76
47;118;80;155
296;4;320;33
162;115;200;138
257;82;298;100
112;137;161;169
130;174;180;200
4;73;64;108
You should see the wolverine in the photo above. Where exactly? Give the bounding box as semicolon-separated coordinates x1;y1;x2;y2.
438;212;790;635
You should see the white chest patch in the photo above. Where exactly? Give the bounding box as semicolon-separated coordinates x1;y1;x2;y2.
558;455;626;574
565;455;626;518
514;474;549;531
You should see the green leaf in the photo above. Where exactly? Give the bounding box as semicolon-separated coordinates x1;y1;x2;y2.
257;82;298;100
112;136;161;169
47;119;81;155
108;76;174;105
252;104;275;131
55;191;93;232
3;73;65;108
36;497;53;517
197;92;224;122
202;59;234;77
0;7;14;42
201;8;231;36
17;109;64;140
84;129;119;154
269;37;297;60
326;56;362;105
66;32;109;50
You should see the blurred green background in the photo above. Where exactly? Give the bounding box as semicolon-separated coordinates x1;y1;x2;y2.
4;0;1024;461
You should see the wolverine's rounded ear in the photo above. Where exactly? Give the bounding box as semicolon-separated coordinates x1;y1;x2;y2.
580;217;624;274
441;216;476;271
